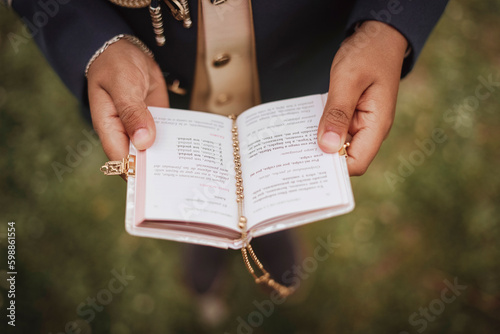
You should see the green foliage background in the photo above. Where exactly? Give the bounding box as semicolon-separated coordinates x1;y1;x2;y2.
1;1;499;333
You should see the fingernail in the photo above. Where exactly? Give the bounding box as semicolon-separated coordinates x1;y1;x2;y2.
133;128;151;150
319;131;342;152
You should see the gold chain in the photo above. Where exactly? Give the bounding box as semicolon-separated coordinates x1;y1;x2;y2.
229;115;296;298
107;0;192;45
108;0;151;8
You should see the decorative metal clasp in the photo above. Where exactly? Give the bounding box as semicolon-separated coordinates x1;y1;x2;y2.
339;142;350;157
149;1;166;46
100;155;136;180
164;0;192;28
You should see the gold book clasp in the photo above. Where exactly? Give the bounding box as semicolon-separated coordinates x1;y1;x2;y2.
339;142;350;157
100;155;136;180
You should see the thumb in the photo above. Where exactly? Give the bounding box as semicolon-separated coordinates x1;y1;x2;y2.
317;75;367;153
114;98;156;151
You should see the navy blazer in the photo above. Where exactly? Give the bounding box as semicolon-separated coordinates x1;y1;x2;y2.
10;0;448;108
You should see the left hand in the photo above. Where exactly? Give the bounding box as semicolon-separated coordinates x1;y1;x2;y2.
317;21;408;176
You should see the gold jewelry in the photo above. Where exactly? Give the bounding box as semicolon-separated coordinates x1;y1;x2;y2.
149;0;166;46
108;0;150;8
107;0;192;46
85;34;154;78
229;115;296;298
164;0;192;28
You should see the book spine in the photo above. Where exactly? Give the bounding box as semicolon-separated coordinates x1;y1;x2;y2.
229;115;295;298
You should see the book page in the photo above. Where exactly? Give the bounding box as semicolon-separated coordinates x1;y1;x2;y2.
141;108;238;230
236;95;350;229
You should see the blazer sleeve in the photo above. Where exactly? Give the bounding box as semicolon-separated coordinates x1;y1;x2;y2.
11;0;134;104
346;0;449;77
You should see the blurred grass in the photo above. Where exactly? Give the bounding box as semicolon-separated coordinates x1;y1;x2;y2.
1;1;499;333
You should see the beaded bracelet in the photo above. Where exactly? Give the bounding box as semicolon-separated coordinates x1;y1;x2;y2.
84;34;154;78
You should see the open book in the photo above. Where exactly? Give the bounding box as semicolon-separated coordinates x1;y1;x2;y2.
103;94;354;249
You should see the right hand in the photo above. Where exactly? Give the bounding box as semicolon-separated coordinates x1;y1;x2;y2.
87;39;169;161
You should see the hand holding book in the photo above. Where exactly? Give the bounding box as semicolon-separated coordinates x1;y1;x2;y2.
317;21;408;175
87;39;168;161
88;22;406;178
101;94;355;296
102;94;354;246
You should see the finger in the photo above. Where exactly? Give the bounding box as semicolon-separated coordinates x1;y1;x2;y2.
346;84;396;176
317;68;372;153
103;73;157;151
115;98;156;151
88;85;129;161
346;124;383;176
